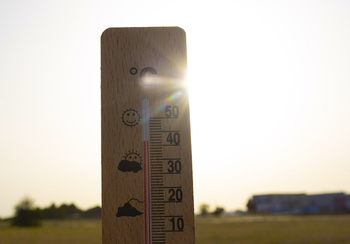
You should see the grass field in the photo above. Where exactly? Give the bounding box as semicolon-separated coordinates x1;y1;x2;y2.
1;215;350;243
196;215;350;244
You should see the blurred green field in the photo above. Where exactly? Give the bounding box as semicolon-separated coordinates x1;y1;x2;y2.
1;215;350;243
196;215;350;244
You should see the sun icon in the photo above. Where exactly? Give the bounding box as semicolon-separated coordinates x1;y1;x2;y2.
122;109;141;127
124;150;142;164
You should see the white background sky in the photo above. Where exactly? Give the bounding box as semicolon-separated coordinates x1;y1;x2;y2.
1;0;350;217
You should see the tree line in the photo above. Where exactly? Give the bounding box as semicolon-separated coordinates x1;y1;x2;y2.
11;197;101;227
199;204;225;216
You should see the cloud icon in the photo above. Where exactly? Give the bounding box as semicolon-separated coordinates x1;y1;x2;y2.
118;151;142;173
117;198;143;217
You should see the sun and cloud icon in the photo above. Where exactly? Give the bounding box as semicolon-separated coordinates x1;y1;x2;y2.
121;109;140;127
118;150;142;173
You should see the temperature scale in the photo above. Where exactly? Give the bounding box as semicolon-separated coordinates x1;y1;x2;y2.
101;27;195;243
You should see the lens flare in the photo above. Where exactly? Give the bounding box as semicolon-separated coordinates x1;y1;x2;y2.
141;91;184;124
153;90;184;116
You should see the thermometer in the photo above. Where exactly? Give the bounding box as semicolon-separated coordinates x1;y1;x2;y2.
101;27;195;243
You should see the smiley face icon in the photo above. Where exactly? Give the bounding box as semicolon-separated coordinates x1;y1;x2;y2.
125;151;141;164
122;109;140;127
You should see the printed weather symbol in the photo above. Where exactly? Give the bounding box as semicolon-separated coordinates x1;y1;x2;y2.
117;198;143;217
121;109;140;127
118;150;142;173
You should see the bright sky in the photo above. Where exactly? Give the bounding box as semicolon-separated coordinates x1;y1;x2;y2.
1;0;350;217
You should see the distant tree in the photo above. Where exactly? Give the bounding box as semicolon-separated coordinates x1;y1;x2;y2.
82;206;101;219
212;207;225;216
199;204;210;216
15;197;34;211
246;198;256;214
40;203;83;219
12;197;41;227
41;203;59;219
67;204;82;215
59;203;82;218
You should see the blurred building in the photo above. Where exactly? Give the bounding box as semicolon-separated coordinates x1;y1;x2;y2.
307;193;348;214
253;194;306;214
251;192;350;214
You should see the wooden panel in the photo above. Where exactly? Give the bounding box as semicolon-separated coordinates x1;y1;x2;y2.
101;27;195;244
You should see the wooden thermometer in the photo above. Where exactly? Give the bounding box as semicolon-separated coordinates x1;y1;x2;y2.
101;27;195;243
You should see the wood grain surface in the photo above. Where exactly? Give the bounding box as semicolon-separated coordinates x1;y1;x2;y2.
101;27;195;244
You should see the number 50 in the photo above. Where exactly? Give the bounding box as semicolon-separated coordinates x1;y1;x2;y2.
165;105;179;118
